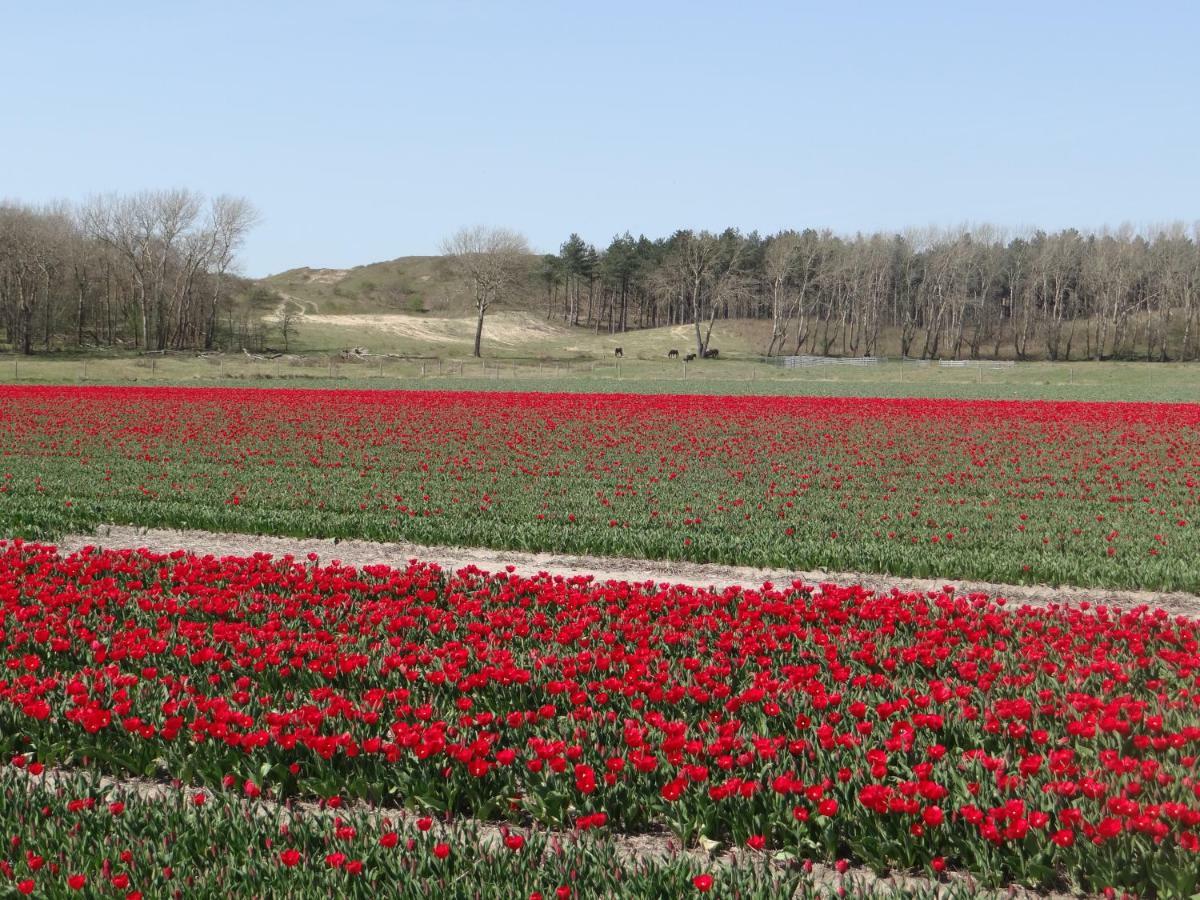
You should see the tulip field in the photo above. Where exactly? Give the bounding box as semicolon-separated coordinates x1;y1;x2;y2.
1;385;1199;591
1;540;1200;897
3;384;1200;897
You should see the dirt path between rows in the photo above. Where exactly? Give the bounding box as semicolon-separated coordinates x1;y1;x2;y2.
58;525;1200;619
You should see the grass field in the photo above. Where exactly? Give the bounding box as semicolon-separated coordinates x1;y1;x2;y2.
3;350;1199;403
11;295;1194;403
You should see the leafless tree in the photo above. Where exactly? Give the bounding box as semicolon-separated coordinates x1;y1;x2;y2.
279;304;299;352
0;204;47;354
763;231;801;356
204;196;260;349
72;189;258;352
441;226;531;357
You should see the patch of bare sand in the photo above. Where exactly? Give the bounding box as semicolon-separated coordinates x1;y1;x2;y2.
303;268;349;284
270;310;569;348
57;525;1200;619
294;313;468;344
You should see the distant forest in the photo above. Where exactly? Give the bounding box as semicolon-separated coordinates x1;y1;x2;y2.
540;226;1200;361
0;191;260;355
5;191;1200;361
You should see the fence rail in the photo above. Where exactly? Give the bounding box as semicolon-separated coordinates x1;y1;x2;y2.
937;359;1016;369
777;355;886;368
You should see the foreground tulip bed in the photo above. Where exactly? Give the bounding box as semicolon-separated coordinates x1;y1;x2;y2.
0;769;809;899
1;386;1198;591
2;540;1199;897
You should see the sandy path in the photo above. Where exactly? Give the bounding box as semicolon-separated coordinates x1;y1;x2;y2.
56;525;1200;618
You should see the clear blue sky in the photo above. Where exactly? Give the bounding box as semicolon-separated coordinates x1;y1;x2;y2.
4;1;1197;276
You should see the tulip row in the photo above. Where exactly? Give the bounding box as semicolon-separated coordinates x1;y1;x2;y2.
0;386;1198;590
1;541;1197;895
0;768;813;899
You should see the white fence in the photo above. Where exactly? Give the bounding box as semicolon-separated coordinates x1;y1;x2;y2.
778;355;886;368
937;359;1016;369
775;355;1019;371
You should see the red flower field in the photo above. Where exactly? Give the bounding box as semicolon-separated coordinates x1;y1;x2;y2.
3;385;1200;894
1;385;1198;590
1;540;1199;895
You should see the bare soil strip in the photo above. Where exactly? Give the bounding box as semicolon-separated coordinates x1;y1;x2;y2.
57;525;1200;619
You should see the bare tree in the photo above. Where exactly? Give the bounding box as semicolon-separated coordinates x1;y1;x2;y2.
763;231;801;356
75;189;257;351
82;190;198;349
204;196;259;349
1034;230;1084;361
279;304;299;352
441;226;531;357
653;230;745;357
0;204;46;354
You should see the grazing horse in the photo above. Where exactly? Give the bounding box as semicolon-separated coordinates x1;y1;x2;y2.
684;353;696;362
667;349;679;359
703;348;719;359
614;347;623;358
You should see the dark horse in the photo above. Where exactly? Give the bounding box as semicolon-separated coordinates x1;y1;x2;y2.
614;347;623;358
703;348;719;359
667;349;679;359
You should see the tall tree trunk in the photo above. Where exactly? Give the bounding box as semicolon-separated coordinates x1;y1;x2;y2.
473;301;486;358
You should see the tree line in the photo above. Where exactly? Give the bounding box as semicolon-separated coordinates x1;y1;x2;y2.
9;198;1200;363
537;225;1200;361
0;190;259;355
